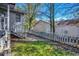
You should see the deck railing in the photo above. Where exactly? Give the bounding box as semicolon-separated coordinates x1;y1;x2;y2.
0;36;6;52
0;34;10;53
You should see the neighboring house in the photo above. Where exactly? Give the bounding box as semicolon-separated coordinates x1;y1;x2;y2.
0;3;25;55
31;19;79;37
55;19;79;37
31;20;50;33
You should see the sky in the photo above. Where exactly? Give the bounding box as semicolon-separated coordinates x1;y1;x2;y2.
16;3;79;21
54;3;79;21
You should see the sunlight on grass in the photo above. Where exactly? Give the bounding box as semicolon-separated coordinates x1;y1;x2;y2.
11;41;74;56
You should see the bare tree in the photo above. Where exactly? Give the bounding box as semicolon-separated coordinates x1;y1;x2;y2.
50;3;55;40
37;3;55;33
50;3;55;33
24;3;41;31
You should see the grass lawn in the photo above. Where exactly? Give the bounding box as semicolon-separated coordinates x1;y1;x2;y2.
11;41;74;56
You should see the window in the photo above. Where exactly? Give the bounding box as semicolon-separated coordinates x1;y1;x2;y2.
16;14;21;22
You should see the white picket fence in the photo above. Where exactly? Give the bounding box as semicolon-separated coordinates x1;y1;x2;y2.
54;34;79;46
11;30;79;47
28;30;79;47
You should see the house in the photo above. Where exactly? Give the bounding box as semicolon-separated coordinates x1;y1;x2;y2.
0;3;25;33
0;3;25;55
55;19;79;37
31;19;79;37
31;20;51;33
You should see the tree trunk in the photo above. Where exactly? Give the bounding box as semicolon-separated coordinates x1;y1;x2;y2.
50;3;55;40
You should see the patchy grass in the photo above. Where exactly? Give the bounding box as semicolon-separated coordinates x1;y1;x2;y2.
11;41;74;56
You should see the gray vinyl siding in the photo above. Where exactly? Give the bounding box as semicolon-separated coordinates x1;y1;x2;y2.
10;12;16;31
9;12;25;32
11;13;25;33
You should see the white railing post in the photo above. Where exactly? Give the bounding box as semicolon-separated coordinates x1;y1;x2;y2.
7;4;10;49
7;4;10;32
